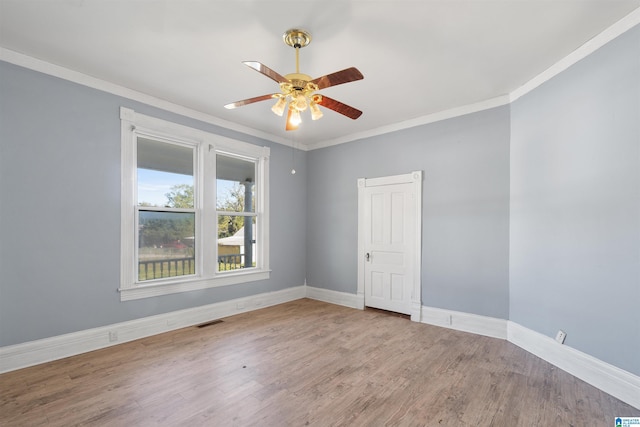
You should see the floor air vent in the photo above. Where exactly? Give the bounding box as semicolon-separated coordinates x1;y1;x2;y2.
196;319;224;328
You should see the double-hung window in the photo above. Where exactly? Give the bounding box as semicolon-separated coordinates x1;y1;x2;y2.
120;107;270;301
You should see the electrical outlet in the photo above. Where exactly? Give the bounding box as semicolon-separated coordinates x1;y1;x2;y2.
236;302;245;309
108;331;118;342
555;330;566;344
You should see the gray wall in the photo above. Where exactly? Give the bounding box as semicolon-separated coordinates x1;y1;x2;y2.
510;25;640;375
307;107;511;319
0;62;307;346
1;22;638;379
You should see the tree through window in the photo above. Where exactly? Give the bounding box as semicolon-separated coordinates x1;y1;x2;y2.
137;137;196;281
120;107;270;300
216;153;257;271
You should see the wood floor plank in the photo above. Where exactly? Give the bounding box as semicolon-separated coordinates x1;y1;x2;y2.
1;299;636;426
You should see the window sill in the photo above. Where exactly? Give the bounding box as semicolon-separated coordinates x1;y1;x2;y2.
119;270;271;301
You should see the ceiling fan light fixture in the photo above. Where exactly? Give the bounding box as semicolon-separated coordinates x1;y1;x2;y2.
286;106;300;131
310;102;323;120
289;105;302;126
224;28;363;131
293;93;308;111
271;96;287;116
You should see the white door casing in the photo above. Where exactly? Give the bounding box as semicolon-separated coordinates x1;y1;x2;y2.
357;171;422;321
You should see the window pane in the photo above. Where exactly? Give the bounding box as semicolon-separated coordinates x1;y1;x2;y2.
138;137;194;208
138;211;195;281
216;154;255;213
217;215;256;271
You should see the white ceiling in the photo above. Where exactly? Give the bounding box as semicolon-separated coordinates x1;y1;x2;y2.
1;1;639;149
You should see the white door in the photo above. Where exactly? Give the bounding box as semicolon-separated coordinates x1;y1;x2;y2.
357;172;422;320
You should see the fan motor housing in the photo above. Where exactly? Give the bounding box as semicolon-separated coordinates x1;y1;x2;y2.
285;73;313;90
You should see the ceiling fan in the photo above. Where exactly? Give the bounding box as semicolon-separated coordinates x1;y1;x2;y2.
224;28;364;131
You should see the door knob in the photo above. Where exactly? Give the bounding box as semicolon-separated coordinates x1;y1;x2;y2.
365;253;370;261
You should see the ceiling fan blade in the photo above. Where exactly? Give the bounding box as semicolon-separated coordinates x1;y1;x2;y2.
243;61;289;84
310;67;364;90
224;94;277;109
316;96;362;120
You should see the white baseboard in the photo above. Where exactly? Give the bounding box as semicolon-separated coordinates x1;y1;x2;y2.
421;305;508;340
419;308;639;409
508;321;640;409
0;285;305;374
2;287;637;409
305;286;364;309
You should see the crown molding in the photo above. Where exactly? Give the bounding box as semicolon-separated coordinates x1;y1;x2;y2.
304;95;512;151
2;7;638;151
0;48;294;148
510;7;640;103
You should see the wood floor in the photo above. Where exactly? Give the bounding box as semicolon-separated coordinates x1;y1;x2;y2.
1;299;636;426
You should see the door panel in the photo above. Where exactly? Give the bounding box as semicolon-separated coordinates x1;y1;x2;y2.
391;274;404;301
363;182;415;315
371;193;384;243
371;272;384;298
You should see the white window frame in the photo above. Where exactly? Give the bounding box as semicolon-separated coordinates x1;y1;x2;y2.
120;107;270;301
